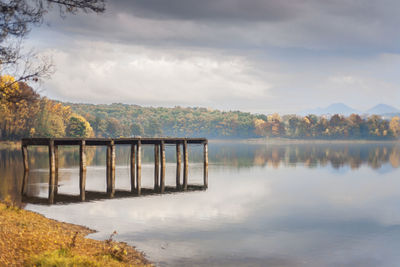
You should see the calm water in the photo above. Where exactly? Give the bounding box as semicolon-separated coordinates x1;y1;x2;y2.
2;141;400;266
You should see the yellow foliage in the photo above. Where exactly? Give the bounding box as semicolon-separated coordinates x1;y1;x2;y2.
267;113;281;122
67;113;94;138
0;75;42;138
254;119;267;136
390;116;400;137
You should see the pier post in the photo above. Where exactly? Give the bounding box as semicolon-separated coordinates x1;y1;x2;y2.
48;140;56;204
183;140;188;191
154;144;159;190
22;145;29;172
21;171;29;195
79;140;87;201
176;143;181;189
203;142;208;188
130;143;136;192
136;140;142;195
106;144;111;194
21;145;29;195
107;141;115;197
54;145;59;195
160;141;165;193
111;141;115;197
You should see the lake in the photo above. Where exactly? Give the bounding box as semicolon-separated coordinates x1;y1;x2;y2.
1;141;400;266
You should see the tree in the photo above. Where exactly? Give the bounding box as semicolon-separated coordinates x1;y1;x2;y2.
66;114;93;138
347;114;363;138
131;122;144;137
144;118;162;137
389;116;400;137
0;0;105;97
254;118;267;136
0;75;40;139
106;117;122;137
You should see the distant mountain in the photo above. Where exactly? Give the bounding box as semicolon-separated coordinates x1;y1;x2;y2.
366;104;400;115
300;103;359;116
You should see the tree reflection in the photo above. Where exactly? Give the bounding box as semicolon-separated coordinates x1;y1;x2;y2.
209;143;400;170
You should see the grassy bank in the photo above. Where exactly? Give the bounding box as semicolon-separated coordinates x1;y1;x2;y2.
0;201;151;266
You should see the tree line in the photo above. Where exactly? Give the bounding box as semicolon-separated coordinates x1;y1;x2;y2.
254;113;400;140
1;75;400;140
67;102;400;140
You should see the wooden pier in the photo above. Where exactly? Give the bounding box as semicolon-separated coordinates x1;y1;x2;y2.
21;137;208;204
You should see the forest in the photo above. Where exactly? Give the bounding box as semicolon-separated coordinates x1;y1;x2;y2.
1;75;400;140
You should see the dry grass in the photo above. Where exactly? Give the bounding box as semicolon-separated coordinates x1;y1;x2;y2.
0;201;152;266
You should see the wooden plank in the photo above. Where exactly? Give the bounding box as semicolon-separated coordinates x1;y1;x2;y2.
160;141;165;193
21;137;207;146
79;140;87;201
183;140;188;191
203;142;208;188
48;140;56;204
22;138;50;146
86;140;113;146
176;143;181;189
154;144;159;190
136;140;142;196
130;144;136;192
114;139;139;145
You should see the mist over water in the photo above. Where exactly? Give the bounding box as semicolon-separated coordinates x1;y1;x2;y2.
2;141;400;266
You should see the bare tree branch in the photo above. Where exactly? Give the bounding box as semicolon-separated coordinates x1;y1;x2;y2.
0;0;105;99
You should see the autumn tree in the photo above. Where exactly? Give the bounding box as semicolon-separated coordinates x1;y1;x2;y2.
144;118;162;137
131;122;144;137
66;114;93;138
390;116;400;137
103;118;121;137
31;98;71;137
347;114;363;138
0;75;40;139
254;118;267;136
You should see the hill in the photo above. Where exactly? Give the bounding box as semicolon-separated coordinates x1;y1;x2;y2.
300;103;359;116
366;104;400;115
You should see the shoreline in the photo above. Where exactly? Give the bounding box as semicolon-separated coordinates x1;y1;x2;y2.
0;201;152;266
209;138;400;144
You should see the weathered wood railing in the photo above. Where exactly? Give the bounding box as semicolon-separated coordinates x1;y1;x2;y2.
21;137;208;204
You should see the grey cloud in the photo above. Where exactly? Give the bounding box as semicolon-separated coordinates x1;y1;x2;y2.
37;0;400;55
110;0;304;22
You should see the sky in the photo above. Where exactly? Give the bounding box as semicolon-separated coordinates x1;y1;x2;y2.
29;0;400;114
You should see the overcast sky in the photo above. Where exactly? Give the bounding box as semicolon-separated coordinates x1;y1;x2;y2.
29;0;400;114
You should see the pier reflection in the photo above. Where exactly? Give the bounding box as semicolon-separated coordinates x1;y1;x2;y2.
22;185;206;205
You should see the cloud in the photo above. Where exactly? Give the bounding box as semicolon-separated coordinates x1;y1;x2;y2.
40;0;400;53
42;41;272;110
110;0;303;22
26;0;400;113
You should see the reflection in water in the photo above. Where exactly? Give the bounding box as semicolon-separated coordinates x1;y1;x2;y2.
23;186;206;205
210;142;400;169
1;142;400;266
1;142;400;204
